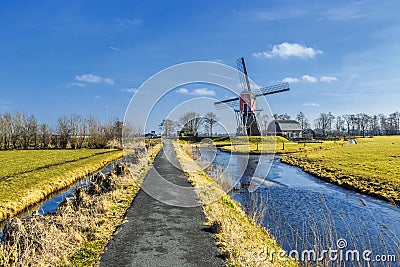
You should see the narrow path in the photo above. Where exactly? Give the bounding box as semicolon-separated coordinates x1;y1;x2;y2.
100;139;225;267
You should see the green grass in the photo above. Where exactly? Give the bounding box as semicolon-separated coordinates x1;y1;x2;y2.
0;149;114;178
210;135;347;154
282;136;400;203
0;149;124;221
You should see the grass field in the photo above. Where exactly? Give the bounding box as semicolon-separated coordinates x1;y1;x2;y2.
282;136;400;203
0;149;115;178
210;136;347;154
0;149;124;221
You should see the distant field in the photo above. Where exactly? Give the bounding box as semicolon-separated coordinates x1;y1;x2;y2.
282;136;400;203
212;136;347;154
0;149;124;221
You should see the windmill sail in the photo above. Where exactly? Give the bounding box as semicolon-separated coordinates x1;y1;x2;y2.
214;82;289;110
213;57;290;136
236;57;251;92
214;96;240;110
256;82;290;97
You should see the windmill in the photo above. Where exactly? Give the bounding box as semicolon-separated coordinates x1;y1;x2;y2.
214;57;290;136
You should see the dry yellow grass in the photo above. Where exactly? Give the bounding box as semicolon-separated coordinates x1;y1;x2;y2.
174;142;297;267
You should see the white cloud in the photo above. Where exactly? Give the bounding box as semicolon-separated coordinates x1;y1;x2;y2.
281;75;337;84
253;42;322;59
191;88;216;96
303;102;320;107
103;78;114;85
67;82;86;87
95;95;102;100
282;77;299;83
320;76;338;83
302;75;318;83
176;88;189;94
109;46;120;51
121;88;137;93
75;74;114;85
176;87;216;96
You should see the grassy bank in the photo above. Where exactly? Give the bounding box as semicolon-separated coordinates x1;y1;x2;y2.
174;141;297;267
0;143;162;266
210;136;347;154
281;136;400;204
0;149;123;221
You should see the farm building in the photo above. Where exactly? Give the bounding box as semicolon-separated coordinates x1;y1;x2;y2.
302;128;315;139
267;120;302;138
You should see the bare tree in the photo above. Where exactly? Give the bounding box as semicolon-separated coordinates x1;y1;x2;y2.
357;113;370;137
327;112;335;134
204;112;218;137
389;112;400;134
259;115;271;136
370;115;380;136
3;113;12;149
274;113;291;120
57;115;70;149
68;114;81;149
27;114;38;148
296;112;310;131
351;114;360;135
343;114;353;136
88;116;107;148
11;112;24;149
379;114;389;135
160;119;176;137
77;116;88;149
335;116;344;135
315;113;334;136
113;119;123;145
179;112;202;136
39;123;52;148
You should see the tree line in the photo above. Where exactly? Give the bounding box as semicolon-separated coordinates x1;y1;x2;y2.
284;111;400;137
160;110;400;138
159;112;219;137
0;112;123;149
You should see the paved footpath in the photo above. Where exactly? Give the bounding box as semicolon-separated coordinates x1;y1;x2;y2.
100;139;226;267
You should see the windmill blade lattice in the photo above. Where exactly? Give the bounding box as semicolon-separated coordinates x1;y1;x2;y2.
236;58;251;92
256;82;290;97
214;97;240;110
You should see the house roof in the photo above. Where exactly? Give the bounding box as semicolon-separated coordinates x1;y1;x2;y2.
275;120;302;131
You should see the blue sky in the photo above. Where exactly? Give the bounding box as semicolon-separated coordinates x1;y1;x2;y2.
1;0;400;131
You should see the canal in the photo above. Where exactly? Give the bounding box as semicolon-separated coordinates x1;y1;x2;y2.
205;150;400;266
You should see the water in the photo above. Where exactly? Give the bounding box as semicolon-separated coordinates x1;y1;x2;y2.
30;161;117;215
207;150;400;266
